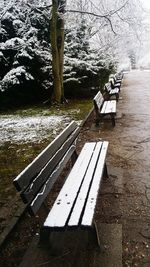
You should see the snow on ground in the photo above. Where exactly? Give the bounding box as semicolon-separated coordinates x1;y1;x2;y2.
0;115;70;144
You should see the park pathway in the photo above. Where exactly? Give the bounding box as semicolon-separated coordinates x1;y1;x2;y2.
96;69;150;267
118;70;150;266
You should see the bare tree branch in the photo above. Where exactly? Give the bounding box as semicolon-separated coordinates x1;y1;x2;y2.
66;9;117;34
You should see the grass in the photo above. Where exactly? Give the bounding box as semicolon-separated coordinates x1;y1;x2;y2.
0;99;92;120
0;99;92;220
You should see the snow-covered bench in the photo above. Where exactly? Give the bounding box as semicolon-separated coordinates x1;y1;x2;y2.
40;140;109;251
93;91;116;127
13;121;80;215
104;82;120;102
109;73;123;91
13;121;109;252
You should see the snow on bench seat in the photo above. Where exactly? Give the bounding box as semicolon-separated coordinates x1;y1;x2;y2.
93;91;116;126
43;141;108;229
104;83;120;101
101;100;116;114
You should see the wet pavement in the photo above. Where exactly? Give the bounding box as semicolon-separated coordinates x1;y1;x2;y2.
94;70;150;266
3;70;150;267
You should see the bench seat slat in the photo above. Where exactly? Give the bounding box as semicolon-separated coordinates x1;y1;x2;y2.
101;100;116;114
81;141;109;226
110;88;119;94
114;82;121;87
68;142;103;226
44;143;96;228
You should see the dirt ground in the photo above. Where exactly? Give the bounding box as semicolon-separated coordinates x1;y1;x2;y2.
1;70;150;267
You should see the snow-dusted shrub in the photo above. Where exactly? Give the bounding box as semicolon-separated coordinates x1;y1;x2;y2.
63;19;116;96
0;66;34;92
0;28;8;42
0;2;52;107
1;37;25;50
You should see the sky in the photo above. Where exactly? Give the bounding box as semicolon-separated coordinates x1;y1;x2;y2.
142;0;150;9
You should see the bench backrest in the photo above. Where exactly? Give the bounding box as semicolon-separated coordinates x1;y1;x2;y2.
93;91;104;111
114;72;123;80
104;83;111;93
13;121;80;215
109;77;115;87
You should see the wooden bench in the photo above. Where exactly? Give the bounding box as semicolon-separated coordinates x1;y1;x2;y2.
104;82;119;102
116;71;124;81
13;121;80;216
40;140;109;251
93;91;116;127
109;72;123;90
109;77;121;90
13;121;109;252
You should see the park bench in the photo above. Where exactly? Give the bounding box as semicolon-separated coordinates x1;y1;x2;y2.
13;121;80;215
109;76;121;90
109;72;123;90
13;121;109;252
104;82;119;102
93;91;116;127
115;71;124;81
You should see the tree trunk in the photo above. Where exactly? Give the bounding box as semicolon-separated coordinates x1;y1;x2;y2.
51;0;65;103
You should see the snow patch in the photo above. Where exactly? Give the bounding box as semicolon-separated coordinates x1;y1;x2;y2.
0;115;70;144
3;37;25;50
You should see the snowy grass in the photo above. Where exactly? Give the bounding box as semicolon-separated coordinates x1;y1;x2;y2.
0;114;70;144
0;99;92;206
0;99;92;144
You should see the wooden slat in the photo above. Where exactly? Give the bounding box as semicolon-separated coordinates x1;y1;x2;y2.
106;100;116;113
101;100;116;114
105;83;111;93
29;143;77;215
21;127;80;204
81;141;109;226
68;142;103;226
111;78;121;88
43;143;96;228
114;82;121;87
93;91;103;110
110;88;119;94
100;101;107;113
13;121;78;191
114;75;122;83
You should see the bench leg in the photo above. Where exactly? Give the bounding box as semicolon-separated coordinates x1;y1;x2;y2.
116;93;119;102
39;226;50;248
39;227;66;255
86;221;101;250
110;114;115;127
94;110;100;126
103;163;109;179
93;221;101;249
95;116;100;127
39;225;101;253
71;150;78;166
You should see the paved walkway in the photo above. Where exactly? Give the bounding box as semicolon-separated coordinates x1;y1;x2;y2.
20;70;150;267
